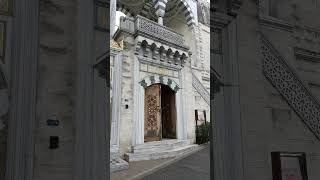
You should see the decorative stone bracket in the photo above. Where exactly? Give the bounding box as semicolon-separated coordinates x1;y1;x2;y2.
260;34;320;140
134;35;189;68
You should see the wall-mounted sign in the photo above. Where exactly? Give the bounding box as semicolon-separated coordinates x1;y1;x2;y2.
47;116;59;126
271;152;308;180
49;136;59;149
140;63;179;78
195;109;207;126
95;1;109;32
0;0;10;15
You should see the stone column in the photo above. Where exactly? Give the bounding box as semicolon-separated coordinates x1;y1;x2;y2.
5;0;39;179
154;0;167;25
110;52;123;152
73;0;107;179
178;70;187;140
133;55;144;145
110;0;117;37
190;25;200;67
211;20;244;180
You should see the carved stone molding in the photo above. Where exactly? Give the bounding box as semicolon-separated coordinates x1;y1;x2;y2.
212;0;242;17
260;34;320;139
294;47;320;63
259;15;294;32
135;15;188;49
134;35;189;68
294;25;320;46
140;74;180;92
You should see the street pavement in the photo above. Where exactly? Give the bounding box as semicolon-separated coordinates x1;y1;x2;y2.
139;145;210;180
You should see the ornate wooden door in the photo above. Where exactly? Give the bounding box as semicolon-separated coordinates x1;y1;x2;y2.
144;84;161;142
161;85;176;139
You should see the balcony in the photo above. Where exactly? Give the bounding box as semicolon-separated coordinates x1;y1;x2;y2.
117;15;188;50
134;15;187;49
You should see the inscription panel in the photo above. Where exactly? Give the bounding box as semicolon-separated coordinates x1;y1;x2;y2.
140;63;179;78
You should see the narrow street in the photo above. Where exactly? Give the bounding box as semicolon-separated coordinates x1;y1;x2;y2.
139;145;210;180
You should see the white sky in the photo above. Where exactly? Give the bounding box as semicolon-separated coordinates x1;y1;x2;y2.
115;0;209;28
115;11;126;30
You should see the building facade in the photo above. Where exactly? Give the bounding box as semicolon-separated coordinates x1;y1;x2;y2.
110;0;210;171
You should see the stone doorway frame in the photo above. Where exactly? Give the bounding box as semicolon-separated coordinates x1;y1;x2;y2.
144;83;177;142
133;71;187;145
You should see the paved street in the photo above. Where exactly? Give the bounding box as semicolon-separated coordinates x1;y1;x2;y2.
139;145;210;180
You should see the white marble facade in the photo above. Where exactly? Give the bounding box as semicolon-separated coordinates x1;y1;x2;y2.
110;0;210;159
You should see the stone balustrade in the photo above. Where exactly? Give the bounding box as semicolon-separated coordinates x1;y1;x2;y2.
134;15;187;50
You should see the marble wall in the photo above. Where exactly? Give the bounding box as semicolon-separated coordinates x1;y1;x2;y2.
235;0;320;179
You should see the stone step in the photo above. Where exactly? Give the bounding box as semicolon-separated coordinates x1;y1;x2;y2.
110;157;129;172
134;139;179;147
124;144;198;162
133;140;190;153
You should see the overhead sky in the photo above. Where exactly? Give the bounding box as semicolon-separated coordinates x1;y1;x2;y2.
115;11;126;31
114;0;210;29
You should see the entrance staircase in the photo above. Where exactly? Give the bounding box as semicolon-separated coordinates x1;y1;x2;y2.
124;139;198;162
192;72;210;105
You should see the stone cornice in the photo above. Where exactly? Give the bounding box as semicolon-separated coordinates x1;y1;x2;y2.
294;47;320;63
259;15;294;32
212;0;242;17
211;11;233;28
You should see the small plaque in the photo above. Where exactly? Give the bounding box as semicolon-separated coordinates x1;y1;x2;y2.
0;0;10;15
49;136;59;149
271;152;308;180
47;119;59;126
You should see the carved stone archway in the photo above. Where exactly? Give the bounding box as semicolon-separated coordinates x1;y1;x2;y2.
133;74;187;145
140;75;180;92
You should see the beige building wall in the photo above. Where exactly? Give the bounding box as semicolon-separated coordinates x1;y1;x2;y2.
236;0;320;179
